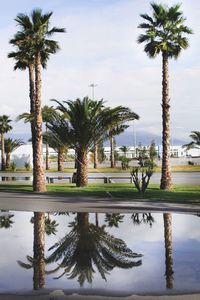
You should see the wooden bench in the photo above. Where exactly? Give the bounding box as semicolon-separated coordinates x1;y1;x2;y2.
46;176;72;184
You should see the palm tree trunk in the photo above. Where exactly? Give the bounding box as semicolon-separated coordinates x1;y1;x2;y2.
33;212;45;290
28;64;37;188
58;148;64;171
93;143;98;169
33;53;46;192
163;213;174;289
6;152;11;169
110;135;115;168
1;133;6;171
45;122;50;170
160;52;172;190
76;149;88;187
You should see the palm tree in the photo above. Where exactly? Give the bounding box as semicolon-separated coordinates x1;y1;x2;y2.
4;138;24;169
0;115;12;171
138;3;192;189
9;9;65;192
46;213;142;286
108;124;129;168
44;122;69;171
183;131;200;150
17;106;60;170
41;105;60;170
50;98;139;186
163;213;174;289
120;145;130;158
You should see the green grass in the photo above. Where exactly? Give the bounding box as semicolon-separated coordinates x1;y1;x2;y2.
0;183;200;203
1;165;200;173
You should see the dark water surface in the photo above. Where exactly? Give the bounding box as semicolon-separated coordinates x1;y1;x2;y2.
0;210;200;295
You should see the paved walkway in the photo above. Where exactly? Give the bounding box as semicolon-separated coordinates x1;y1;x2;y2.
0;191;200;213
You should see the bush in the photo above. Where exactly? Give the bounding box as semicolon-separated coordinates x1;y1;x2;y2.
24;161;31;171
131;145;157;193
10;161;16;172
188;160;194;165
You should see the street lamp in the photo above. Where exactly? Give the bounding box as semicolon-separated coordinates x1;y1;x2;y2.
89;83;97;100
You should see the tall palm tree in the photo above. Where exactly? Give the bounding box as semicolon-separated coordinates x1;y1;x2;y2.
46;213;142;286
138;3;192;189
163;213;174;289
4;138;24;169
183;131;200;149
9;9;65;192
0;115;12;171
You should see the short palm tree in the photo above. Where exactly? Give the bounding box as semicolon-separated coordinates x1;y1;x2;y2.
0;214;14;229
46;213;142;286
183;131;200;150
138;3;192;189
4;138;24;169
50;98;139;186
9;9;65;192
0;115;12;171
120;145;130;158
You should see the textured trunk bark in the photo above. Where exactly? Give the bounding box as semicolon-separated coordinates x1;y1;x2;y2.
76;149;88;187
6;152;11;169
29;64;37;188
33;212;45;290
110;135;115;168
163;213;174;289
58;148;65;171
93;143;98;169
33;53;46;192
45;122;50;170
160;52;172;190
1;134;5;171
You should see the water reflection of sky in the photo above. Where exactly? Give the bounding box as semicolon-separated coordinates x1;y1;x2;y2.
0;211;200;294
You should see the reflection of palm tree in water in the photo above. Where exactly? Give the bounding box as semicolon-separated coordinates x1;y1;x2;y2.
18;212;45;290
131;213;154;227
46;212;142;286
163;213;174;289
0;213;14;229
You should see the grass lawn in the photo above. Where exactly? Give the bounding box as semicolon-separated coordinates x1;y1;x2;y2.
0;183;200;203
1;165;200;173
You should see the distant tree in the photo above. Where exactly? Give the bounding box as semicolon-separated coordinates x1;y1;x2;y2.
0;115;12;170
183;131;200;149
4;138;24;169
149;140;157;161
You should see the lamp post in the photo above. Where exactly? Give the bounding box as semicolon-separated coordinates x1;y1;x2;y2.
89;83;97;100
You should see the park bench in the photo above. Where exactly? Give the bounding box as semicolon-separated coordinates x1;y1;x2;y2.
46;176;72;184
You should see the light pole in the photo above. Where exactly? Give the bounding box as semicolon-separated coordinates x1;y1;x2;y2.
89;83;98;168
89;83;97;100
133;120;137;157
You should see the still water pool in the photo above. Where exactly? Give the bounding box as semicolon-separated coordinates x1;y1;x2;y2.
0;210;200;295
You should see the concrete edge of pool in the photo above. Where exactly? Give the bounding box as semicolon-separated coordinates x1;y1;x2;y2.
0;290;200;299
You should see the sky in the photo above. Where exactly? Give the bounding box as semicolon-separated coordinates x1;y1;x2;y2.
1;0;200;144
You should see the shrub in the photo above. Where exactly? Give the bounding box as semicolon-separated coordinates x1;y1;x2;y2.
10;161;16;171
131;146;157;193
24;161;31;171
